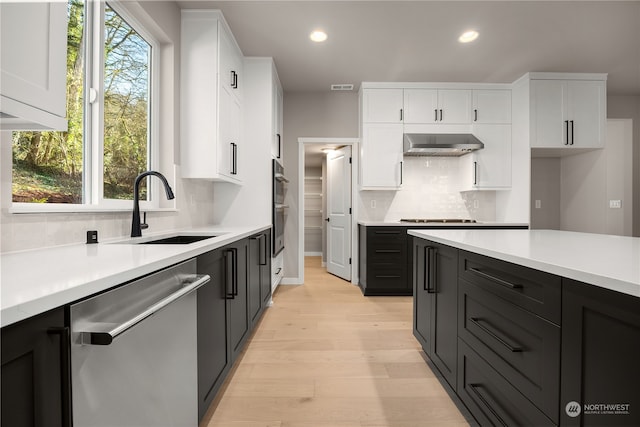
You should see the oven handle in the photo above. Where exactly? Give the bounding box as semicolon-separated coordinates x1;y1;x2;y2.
78;274;210;346
275;173;289;183
275;204;289;209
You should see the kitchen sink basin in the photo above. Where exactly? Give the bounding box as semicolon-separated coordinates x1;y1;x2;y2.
136;234;220;244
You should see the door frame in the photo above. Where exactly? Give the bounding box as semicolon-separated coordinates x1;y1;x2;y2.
297;137;359;285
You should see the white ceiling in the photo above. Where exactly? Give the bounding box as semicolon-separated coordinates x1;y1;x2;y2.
177;0;640;95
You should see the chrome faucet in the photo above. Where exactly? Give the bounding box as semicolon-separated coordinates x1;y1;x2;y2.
131;171;175;237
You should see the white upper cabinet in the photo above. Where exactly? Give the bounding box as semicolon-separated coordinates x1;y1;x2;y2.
362;89;404;123
472;90;511;124
530;77;606;149
360;124;404;189
219;25;243;103
272;73;283;161
0;2;67;130
181;10;244;183
460;124;512;190
404;89;472;124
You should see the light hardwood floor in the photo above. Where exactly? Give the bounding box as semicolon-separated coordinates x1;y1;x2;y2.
200;257;470;427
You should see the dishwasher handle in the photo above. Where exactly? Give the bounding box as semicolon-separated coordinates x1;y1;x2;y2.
79;274;210;345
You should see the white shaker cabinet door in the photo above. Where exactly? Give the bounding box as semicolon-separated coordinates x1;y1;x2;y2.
567;80;605;148
469;124;512;189
530;80;567;148
403;89;438;124
362;89;404;123
0;1;67;130
360;124;403;189
218;85;242;182
437;89;472;124
472;90;512;124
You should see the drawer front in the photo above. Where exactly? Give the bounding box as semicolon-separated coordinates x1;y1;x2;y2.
368;266;408;290
367;228;407;263
367;227;407;244
459;278;560;423
458;339;556;427
459;251;561;324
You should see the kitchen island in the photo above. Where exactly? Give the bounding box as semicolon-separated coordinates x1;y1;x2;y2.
409;229;640;427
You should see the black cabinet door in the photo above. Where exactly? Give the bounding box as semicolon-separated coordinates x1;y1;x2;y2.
260;229;272;307
225;239;249;361
1;307;70;427
360;226;411;295
413;239;432;351
196;249;230;422
248;235;263;328
561;279;640;427
429;241;458;390
412;238;458;389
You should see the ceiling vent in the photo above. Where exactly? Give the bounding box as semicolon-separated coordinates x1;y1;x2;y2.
331;84;354;91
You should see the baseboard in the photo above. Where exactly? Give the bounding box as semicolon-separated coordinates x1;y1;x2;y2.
280;277;303;285
304;251;322;256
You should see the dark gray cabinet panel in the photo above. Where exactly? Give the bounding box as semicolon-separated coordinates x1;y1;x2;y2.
458;339;555;427
359;225;411;295
560;279;640;427
225;239;249;361
1;307;69;427
413;238;458;389
249;229;272;328
459;250;561;324
196;249;230;421
458;278;560;423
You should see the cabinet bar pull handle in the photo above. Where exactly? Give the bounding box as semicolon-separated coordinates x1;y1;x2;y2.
260;234;268;265
474;109;478;122
375;249;401;253
375;231;401;235
400;108;403;122
48;327;72;427
435;109;438;122
564;120;569;145
469;267;523;290
226;249;235;299
468;384;509;427
428;247;437;293
277;134;281;159
439;109;443;121
400;161;403;185
473;161;478;185
376;275;401;278
469;317;523;352
570;120;574;145
423;246;430;291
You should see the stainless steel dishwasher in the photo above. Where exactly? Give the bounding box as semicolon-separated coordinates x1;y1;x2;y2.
70;259;209;427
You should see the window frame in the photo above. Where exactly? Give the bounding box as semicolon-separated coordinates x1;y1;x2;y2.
10;0;164;214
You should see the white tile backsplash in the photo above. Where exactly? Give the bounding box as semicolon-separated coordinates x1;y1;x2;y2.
358;157;496;222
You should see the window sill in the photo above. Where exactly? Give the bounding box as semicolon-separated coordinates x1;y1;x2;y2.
9;205;178;215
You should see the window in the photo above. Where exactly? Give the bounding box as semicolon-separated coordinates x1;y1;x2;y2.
11;0;159;210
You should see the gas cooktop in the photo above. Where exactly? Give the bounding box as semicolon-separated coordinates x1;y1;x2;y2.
400;218;477;223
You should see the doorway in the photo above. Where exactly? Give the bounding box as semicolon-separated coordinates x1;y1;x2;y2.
298;138;358;284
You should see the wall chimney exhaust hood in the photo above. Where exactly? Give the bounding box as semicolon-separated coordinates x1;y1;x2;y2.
403;133;484;157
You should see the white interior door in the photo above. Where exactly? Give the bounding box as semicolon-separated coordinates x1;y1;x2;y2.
326;146;352;281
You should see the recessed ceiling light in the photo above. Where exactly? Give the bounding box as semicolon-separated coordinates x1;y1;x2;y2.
458;30;479;43
310;30;328;43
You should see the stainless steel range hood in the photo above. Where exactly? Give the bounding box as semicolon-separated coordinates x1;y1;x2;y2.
403;133;484;157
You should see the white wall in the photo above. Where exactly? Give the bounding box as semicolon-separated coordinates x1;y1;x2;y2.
608;95;640;237
282;91;358;280
530;119;633;236
0;2;217;253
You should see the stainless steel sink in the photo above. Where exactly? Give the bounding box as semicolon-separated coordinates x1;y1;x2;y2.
137;235;219;244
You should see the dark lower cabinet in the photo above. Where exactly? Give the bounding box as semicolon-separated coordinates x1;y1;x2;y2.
249;229;271;328
560;279;640;427
458;339;555;427
196;248;230;421
359;225;410;295
413;238;458;389
224;239;250;361
1;307;70;427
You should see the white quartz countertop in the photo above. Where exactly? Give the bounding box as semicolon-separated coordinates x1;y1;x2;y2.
358;220;529;227
1;225;270;327
408;229;640;298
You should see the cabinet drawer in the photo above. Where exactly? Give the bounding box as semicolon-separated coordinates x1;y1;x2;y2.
368;266;406;288
459;251;561;324
459;279;560;423
367;227;407;243
458;339;556;427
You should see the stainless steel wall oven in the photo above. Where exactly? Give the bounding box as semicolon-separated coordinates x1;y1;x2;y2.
273;159;287;256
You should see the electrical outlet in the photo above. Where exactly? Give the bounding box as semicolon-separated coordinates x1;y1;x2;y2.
535;200;542;209
370;200;376;209
609;200;622;209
